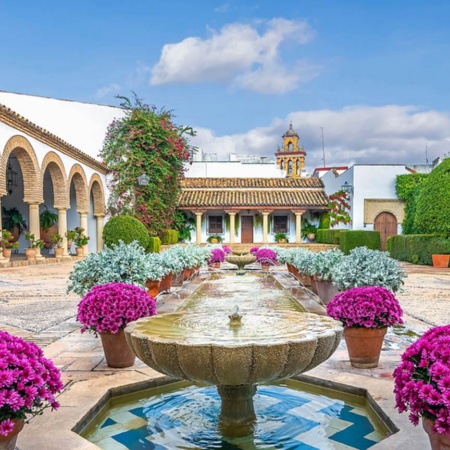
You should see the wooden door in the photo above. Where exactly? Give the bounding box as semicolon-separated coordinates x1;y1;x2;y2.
241;216;254;243
374;212;397;251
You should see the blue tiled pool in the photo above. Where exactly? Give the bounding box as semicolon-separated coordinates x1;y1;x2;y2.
84;381;388;449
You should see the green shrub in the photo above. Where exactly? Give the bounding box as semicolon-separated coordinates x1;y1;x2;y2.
387;234;450;265
147;236;161;253
319;213;330;229
161;229;178;244
316;229;341;245
339;230;381;254
103;215;149;249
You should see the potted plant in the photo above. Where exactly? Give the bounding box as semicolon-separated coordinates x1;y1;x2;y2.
301;219;318;241
0;330;63;448
208;247;225;268
65;229;77;253
431;254;450;268
330;246;407;293
158;246;185;292
0;229;19;259
2;207;27;242
327;285;403;368
50;232;64;257
250;246;259;255
39;207;58;249
24;232;44;261
255;248;277;270
394;324;450;449
77;282;156;368
145;252;167;296
274;232;289;244
207;235;224;244
73;227;89;256
290;249;315;287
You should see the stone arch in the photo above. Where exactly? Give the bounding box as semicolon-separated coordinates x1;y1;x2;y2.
89;174;106;216
40;152;70;209
68;164;89;212
1;135;42;202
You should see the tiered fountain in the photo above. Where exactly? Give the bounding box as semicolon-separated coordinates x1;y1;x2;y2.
224;251;256;275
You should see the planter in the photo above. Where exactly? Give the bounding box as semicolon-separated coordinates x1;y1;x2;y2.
76;247;84;257
159;273;173;293
310;276;318;294
277;239;287;244
307;233;316;241
54;247;64;258
145;279;160;298
99;329;135;368
343;327;387;368
24;248;36;261
208;262;220;269
2;248;12;259
183;268;195;281
423;418;450;450
261;262;271;271
40;224;58;250
67;239;73;253
0;418;24;450
172;271;184;286
209;238;219;244
314;277;340;304
432;254;450;268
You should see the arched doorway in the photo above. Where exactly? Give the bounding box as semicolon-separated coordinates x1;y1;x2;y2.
374;212;397;251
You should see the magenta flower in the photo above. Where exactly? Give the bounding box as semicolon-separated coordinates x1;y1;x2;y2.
222;246;232;254
393;325;450;433
255;248;277;264
208;248;225;264
249;246;259;255
0;331;63;435
326;286;403;329
77;282;157;334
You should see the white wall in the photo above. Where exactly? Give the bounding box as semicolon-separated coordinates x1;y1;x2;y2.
185;161;284;178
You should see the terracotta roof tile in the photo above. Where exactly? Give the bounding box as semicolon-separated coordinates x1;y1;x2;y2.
181;177;324;189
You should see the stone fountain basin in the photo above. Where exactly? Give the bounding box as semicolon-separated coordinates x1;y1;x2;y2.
225;254;257;267
125;312;343;386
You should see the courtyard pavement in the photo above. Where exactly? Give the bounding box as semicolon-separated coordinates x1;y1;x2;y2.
0;261;449;449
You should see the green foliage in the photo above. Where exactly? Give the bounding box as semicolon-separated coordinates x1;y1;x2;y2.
301;219;318;238
224;213;240;236
39;207;58;231
316;229;341;245
395;173;428;234
24;232;44;249
339;230;381;254
206;235;224;243
414;159;450;235
319;213;330;229
103;215;149;249
147;236;161;253
328;190;351;227
274;232;289;243
310;248;345;280
100;94;195;236
161;229;178;244
174;211;195;242
387;234;450;265
2;207;27;234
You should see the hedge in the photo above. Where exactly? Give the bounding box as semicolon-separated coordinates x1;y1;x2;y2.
316;229;341;245
147;236;161;253
339;230;381;254
102;215;149;250
161;229;178;245
387;234;450;265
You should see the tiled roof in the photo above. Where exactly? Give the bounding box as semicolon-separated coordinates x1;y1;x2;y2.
179;177;329;209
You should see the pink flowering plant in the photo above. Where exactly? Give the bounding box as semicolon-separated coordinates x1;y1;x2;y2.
208;248;225;265
222;246;232;254
394;325;450;433
249;246;260;255
256;248;278;264
0;331;63;436
77;282;156;335
326;286;403;329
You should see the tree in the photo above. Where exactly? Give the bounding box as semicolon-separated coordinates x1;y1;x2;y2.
100;95;195;236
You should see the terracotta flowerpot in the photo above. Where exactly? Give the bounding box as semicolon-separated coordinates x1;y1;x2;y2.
432;254;450;268
343;327;387;368
2;248;12;260
99;329;135;368
298;273;311;286
209;262;220;269
310;276;318;294
159;273;173;293
25;248;36;261
40;224;58;250
261;262;271;271
0;418;24;449
145;279;160;298
172;271;184;286
423;418;450;450
287;263;299;277
54;247;64;258
314;278;340;304
183;268;195;280
76;247;84;257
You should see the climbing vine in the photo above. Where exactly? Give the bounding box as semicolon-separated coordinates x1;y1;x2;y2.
328;190;351;227
100;94;195;236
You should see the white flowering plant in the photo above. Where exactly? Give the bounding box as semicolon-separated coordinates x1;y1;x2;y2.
310;248;345;281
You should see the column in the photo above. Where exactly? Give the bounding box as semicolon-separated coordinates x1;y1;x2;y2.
262;211;270;244
228;212;236;244
0;198;5;261
29;203;44;260
79;212;89;255
96;215;105;251
57;208;71;258
195;211;203;244
293;210;306;243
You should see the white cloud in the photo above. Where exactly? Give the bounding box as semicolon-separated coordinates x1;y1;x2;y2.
189;105;450;170
95;83;120;99
150;18;317;94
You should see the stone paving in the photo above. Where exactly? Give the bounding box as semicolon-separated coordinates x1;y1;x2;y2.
0;261;448;449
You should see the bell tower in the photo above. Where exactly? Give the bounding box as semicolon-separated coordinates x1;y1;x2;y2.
275;123;306;178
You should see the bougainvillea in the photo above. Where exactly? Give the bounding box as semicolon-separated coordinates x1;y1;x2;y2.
0;331;63;435
208;248;226;264
255;248;278;264
77;282;156;334
326;286;403;329
394;325;450;433
328;190;351;227
100;95;195;236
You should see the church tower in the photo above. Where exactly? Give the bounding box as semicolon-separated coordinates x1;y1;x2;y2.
275;123;306;178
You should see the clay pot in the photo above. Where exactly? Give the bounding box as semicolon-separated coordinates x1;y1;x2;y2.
145;279;160;298
343;327;387;368
423;418;450;450
172;271;184;286
25;248;36;261
287;263;299;277
310;276;318;294
209;262;220;269
40;225;58;250
159;273;173;293
76;247;84;257
183;268;195;281
0;418;24;449
261;263;271;271
314;277;340;304
432;254;450;268
54;247;64;258
99;329;135;368
2;248;12;260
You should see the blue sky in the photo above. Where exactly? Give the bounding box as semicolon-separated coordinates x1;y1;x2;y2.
1;0;450;171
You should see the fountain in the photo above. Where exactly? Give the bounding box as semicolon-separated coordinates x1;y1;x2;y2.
125;300;343;436
224;251;257;275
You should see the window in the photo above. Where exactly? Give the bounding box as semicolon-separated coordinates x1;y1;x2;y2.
288;161;293;175
208;215;223;234
273;215;288;233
